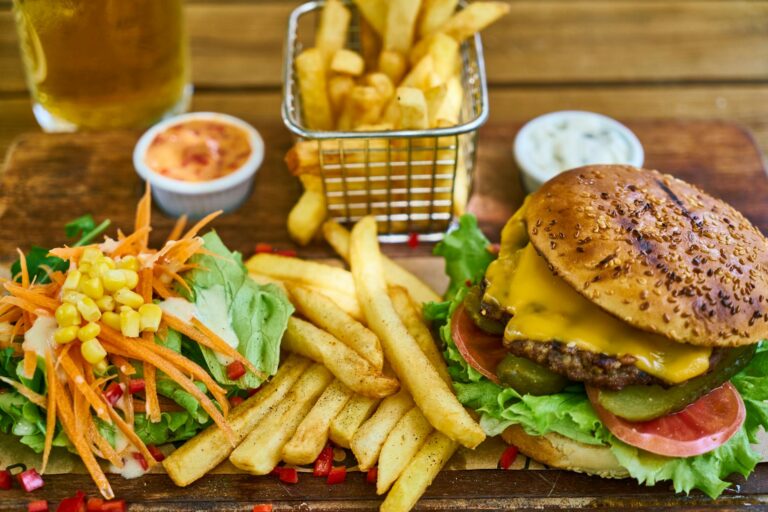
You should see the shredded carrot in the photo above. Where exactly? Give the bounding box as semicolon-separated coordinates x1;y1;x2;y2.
88;422;123;469
110;355;136;376
99;330;234;443
57;352;112;424
139;268;153;303
115;364;135;428
143;363;161;423
0;375;46;408
41;348;57;473
103;401;157;470
109;226;151;258
48;246;87;261
0;296;48;317
156;265;192;295
134;184;152;252
16;248;30;288
167;214;188;242
55;384;114;499
22;350;37;380
181;210;223;241
4;282;60;311
170;315;266;381
0;308;22;325
151;279;177;300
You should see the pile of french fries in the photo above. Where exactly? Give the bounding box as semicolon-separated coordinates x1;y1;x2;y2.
286;0;510;245
162;218;486;511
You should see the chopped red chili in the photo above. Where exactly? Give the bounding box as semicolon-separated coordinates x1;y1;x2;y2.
103;382;123;406
17;468;44;492
56;491;85;512
100;500;126;512
499;445;519;470
313;444;333;477
147;444;165;463
132;453;149;472
0;469;12;490
252;505;273;512
277;467;298;484
407;232;419;248
254;243;274;254
127;379;145;394
326;466;347;485
366;467;378;484
86;498;104;512
27;500;48;512
226;361;246;381
229;395;245;407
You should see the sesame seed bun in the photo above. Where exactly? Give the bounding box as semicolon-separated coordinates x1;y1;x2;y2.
525;165;768;347
501;425;629;479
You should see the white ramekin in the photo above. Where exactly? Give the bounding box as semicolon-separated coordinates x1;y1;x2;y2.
513;110;644;193
133;112;264;218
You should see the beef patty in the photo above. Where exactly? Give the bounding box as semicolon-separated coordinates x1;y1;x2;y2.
503;339;725;390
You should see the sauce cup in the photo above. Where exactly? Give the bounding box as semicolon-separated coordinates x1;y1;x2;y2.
133;112;264;217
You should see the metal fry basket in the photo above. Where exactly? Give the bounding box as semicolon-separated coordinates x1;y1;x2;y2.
282;0;489;242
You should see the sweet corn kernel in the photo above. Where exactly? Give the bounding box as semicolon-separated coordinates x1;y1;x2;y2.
102;311;121;331
76;297;102;322
80;277;104;300
139;304;162;333
101;257;116;269
114;288;143;309
122;270;139;290
93;359;109;375
81;247;102;264
92;261;111;278
54;326;79;344
81;338;107;364
120;309;141;338
117;255;139;272
62;270;82;291
95;295;116;312
102;270;127;293
119;305;134;313
78;262;92;275
62;290;86;305
55;303;81;327
77;322;101;342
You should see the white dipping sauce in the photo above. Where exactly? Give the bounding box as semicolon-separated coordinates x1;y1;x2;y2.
514;111;644;192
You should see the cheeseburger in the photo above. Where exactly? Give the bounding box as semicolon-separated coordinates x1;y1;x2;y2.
430;165;768;498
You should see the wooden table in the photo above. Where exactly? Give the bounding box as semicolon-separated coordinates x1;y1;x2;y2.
2;2;768;511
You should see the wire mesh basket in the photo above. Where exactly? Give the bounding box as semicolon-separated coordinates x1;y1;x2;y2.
282;0;489;242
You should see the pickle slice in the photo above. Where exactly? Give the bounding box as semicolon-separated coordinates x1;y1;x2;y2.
596;345;756;422
496;354;568;396
464;285;505;335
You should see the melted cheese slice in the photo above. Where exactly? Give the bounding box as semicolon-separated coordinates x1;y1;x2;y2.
484;213;711;384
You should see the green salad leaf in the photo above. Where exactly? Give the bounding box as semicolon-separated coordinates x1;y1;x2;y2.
427;214;768;499
433;215;495;300
183;231;293;389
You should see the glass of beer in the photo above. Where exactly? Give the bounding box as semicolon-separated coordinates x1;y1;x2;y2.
13;0;191;132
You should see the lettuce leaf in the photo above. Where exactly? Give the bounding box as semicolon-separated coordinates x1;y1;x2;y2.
433;215;495;300
183;231;293;389
428;214;768;499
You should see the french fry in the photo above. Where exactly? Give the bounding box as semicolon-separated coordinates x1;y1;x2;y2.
380;431;459;512
316;0;351;64
352;0;387;35
377;407;433;494
330;49;365;76
419;0;459;38
350;389;414;470
388;286;451;386
282;379;353;465
163;354;311;486
360;16;382;71
295;48;333;130
338;85;385;131
246;252;356;298
328;74;355;118
229;363;333;474
287;175;326;245
350;217;485;449
287;283;383;370
378;50;407;86
364;73;395;105
428;32;460;83
396;87;429;130
401;56;437;91
322;219;441;305
384;0;422;54
425;84;448;128
330;393;381;448
441;1;511;42
434;76;464;125
283;317;399;398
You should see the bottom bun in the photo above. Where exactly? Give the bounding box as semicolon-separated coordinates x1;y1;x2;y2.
501;425;630;479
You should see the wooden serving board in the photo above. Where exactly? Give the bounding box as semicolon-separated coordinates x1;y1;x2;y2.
1;120;768;511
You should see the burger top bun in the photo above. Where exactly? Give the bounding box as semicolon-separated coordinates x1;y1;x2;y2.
501;425;629;479
525;165;768;347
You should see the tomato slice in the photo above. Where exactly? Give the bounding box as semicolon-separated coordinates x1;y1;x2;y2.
587;382;745;457
451;303;508;384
